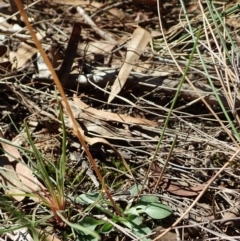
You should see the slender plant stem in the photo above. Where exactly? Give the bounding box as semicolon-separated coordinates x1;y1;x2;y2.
153;135;178;193
139;27;201;198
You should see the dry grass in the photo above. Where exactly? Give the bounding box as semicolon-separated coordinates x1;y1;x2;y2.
0;0;240;240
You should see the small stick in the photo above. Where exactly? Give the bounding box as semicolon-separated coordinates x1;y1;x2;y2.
76;6;118;45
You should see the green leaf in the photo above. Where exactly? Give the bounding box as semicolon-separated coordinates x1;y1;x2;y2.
133;196;160;211
57;211;100;240
100;222;114;233
132;224;151;241
129;216;143;225
79;217;106;230
139;195;159;203
119;219;133;229
119;215;143;229
76;193;100;205
124;206;140;216
129;184;143;196
134;204;146;210
76;217;104;241
144;203;172;219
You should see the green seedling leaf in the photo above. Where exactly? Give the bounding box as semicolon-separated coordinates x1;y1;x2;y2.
57;211;100;240
76;218;102;241
100;222;114;233
119;216;133;229
119;215;150;240
133;195;160;210
124;206;140;216
79;217;106;231
129;202;149;212
129;216;143;225
119;219;132;229
132;224;151;241
119;215;143;229
144;203;172;219
139;195;159;203
129;184;143;196
76;193;100;205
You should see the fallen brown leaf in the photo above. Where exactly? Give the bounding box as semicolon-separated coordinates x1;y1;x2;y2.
151;163;205;196
0;130;43;202
9;32;43;70
73;95;159;126
160;178;206;197
108;27;151;103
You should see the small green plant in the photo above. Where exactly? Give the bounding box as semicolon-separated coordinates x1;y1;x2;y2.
25;107;100;239
24;106;68;225
0;106;100;240
75;184;172;241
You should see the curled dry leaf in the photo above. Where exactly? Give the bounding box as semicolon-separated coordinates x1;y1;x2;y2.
0;130;43;202
9;32;43;70
0;155;26;202
108;27;151;103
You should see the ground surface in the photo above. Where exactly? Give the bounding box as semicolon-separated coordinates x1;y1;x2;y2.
0;0;240;240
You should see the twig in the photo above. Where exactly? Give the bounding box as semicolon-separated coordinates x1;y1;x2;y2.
90;1;130;19
76;6;118;45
